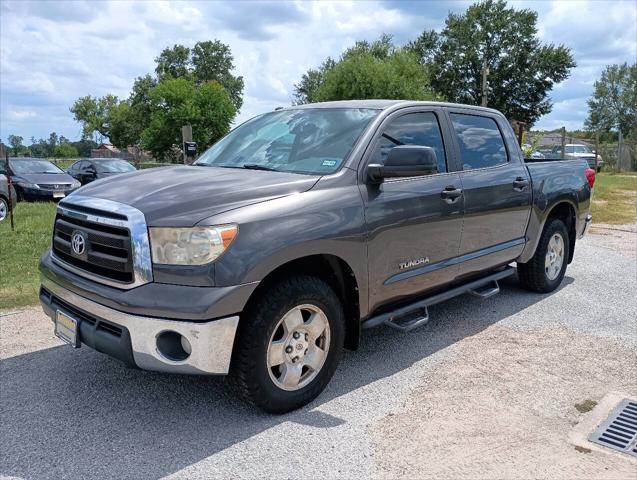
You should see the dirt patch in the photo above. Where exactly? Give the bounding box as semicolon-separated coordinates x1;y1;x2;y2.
370;325;637;479
588;221;637;259
0;307;61;359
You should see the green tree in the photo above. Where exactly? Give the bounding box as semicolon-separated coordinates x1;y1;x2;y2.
7;135;23;155
28;137;49;157
585;63;637;138
293;58;335;105
70;94;119;140
141;78;236;161
294;35;437;104
411;0;575;125
70;39;243;159
155;44;191;80
155;40;244;109
316;50;436;102
70;139;98;157
54;143;79;158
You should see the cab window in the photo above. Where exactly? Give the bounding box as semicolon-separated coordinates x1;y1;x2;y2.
450;114;508;170
371;112;447;174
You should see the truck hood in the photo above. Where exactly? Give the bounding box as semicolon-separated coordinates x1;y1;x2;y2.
71;166;320;226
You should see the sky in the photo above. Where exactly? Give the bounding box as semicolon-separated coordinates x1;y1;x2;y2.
1;0;636;144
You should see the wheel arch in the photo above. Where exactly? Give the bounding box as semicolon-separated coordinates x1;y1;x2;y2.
520;198;578;264
242;254;362;351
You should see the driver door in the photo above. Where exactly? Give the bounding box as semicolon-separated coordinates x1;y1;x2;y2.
360;109;464;312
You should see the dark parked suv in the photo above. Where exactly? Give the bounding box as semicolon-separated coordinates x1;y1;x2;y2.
40;101;593;412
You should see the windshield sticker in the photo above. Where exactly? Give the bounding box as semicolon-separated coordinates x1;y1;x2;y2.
322;160;337;167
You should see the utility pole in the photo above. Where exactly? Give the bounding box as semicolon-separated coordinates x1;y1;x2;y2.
560;126;566;159
481;58;489;107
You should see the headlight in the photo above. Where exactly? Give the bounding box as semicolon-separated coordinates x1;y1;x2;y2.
149;225;238;265
16;181;39;189
71;180;81;188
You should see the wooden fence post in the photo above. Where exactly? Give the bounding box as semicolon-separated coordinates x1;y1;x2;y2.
182;125;193;165
595;132;599;171
4;150;15;230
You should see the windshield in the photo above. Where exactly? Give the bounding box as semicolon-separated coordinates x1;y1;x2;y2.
10;160;63;174
95;160;136;173
194;108;379;175
566;145;591;154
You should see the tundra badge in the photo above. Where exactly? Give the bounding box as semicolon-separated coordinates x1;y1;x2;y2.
399;257;429;270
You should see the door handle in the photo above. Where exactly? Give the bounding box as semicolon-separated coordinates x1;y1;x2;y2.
440;185;462;203
513;177;529;190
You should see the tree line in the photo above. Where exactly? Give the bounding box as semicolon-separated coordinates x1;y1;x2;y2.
5;133;97;158
4;0;634;161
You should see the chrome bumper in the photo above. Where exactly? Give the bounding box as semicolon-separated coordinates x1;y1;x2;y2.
581;214;593;238
41;276;239;375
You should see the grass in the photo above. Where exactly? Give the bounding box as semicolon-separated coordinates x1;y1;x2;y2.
0;171;635;310
574;399;598;413
590;172;637;224
0;202;57;310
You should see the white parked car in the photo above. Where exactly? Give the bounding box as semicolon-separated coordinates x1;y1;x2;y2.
552;144;603;172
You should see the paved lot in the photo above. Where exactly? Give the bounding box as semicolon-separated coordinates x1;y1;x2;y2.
1;230;636;480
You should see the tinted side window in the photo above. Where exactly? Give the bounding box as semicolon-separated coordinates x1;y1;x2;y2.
372;112;447;173
450;114;507;170
70;161;82;171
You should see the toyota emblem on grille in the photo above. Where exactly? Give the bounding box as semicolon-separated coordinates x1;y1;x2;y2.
71;231;86;255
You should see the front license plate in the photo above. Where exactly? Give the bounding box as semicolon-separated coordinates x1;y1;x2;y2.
53;192;65;198
55;310;79;347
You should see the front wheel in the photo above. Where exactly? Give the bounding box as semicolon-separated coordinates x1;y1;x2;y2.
231;275;345;413
518;218;570;293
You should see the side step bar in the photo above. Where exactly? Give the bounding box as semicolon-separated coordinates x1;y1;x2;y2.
362;267;515;332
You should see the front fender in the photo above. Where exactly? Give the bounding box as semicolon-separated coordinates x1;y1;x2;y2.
206;171;370;316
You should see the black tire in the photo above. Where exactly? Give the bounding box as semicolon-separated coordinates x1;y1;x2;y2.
518;218;570;293
231;275;345;414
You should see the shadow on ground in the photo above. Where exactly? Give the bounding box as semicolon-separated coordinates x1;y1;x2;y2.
0;274;573;479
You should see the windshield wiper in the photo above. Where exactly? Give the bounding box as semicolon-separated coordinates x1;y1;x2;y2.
242;164;278;172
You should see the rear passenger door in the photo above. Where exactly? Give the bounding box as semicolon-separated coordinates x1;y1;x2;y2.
447;110;531;279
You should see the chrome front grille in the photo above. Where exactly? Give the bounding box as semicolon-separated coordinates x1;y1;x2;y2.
51;195;153;289
39;183;72;190
53;215;133;282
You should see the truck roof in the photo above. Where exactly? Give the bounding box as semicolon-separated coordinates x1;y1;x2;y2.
287;99;503;115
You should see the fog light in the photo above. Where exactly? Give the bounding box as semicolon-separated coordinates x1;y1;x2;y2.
156;331;191;361
180;335;192;355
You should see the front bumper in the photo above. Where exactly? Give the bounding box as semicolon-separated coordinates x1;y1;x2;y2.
21;187;77;201
40;275;239;374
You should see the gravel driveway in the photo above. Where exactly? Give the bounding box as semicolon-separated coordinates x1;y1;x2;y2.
1;230;636;480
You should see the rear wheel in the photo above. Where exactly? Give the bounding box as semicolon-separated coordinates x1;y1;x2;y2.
231;275;345;413
518;218;570;293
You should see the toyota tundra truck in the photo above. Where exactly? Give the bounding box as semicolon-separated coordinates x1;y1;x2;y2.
39;100;594;413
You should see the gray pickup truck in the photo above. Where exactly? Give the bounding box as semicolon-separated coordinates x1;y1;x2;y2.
39;100;594;413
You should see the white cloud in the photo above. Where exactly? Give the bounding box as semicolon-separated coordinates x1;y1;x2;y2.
7;110;37;120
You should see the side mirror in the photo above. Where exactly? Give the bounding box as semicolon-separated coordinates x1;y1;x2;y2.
368;145;438;183
86;166;96;174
